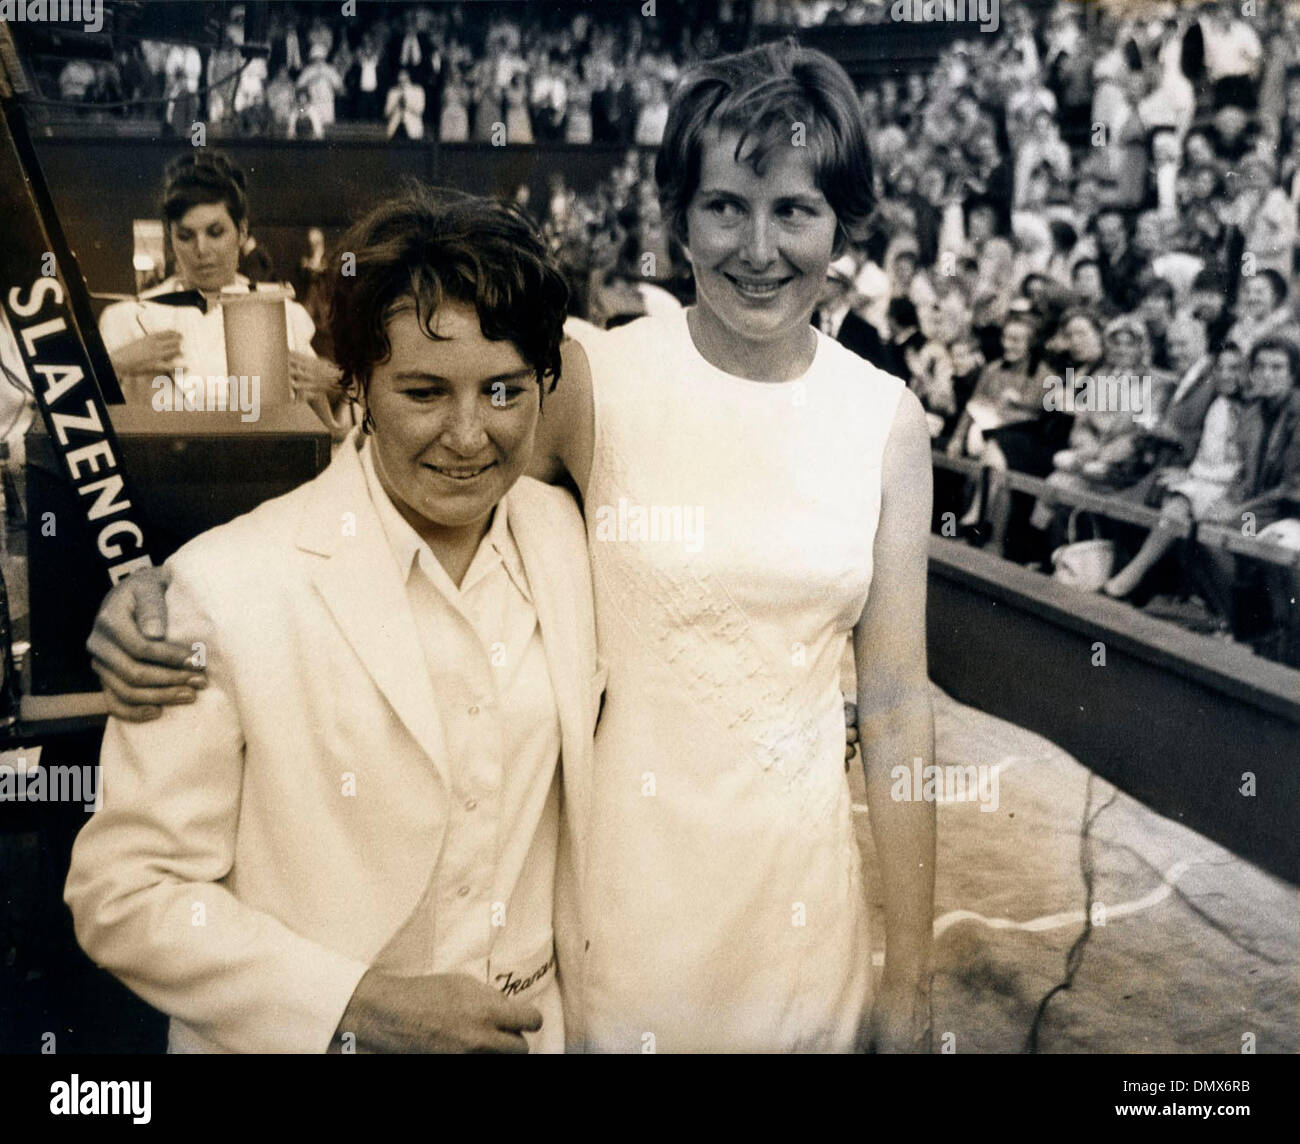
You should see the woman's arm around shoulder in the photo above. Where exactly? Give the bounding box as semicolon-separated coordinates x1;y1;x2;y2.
529;328;597;499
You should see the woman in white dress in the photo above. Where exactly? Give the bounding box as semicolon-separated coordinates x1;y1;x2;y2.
542;43;934;1053
88;43;935;1054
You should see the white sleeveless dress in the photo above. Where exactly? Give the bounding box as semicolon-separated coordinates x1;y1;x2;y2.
569;309;906;1052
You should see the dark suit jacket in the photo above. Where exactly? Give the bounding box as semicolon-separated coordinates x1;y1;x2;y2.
1156;359;1220;460
835;310;899;374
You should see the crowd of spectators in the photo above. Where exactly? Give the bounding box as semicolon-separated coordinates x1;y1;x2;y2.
801;0;1300;663
51;2;714;144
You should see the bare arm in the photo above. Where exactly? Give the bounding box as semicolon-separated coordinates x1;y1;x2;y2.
854;387;936;1053
528;332;596;499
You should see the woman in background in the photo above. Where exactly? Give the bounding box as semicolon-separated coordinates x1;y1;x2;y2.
98;152;341;426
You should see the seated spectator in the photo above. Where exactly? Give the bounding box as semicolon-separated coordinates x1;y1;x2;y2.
1226;268;1300;352
1094;209;1149;313
1188;268;1236;352
1038;315;1152;504
1070;258;1118;320
1138;276;1178;371
1105;338;1300;623
938;336;986;449
354;32;385;121
949;314;1059;551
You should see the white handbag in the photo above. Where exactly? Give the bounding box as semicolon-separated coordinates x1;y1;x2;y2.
1050;508;1116;591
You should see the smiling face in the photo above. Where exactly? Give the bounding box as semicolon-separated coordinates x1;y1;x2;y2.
1001;320;1031;363
365;300;540;557
170;201;245;293
1247;347;1295;401
1106;329;1142;371
1239;275;1280;321
1072;263;1103;303
683;127;838;369
1065;316;1103;365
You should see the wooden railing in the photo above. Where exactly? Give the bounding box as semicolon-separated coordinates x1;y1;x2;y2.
932;452;1300;568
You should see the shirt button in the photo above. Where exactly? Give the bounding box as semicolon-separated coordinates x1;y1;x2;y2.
458;885;471;898
464;799;477;812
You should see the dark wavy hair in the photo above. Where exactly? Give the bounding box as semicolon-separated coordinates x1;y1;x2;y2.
1250;335;1300;381
161;151;248;229
329;185;569;414
654;40;874;257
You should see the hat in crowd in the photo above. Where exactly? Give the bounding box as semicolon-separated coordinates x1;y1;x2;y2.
828;255;857;287
1103;314;1150;354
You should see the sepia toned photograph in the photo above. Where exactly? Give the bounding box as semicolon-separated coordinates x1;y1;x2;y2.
0;0;1294;1121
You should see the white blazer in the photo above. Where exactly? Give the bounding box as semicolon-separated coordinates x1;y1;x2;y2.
65;432;601;1053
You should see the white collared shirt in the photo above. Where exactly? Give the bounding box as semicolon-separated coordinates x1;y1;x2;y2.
98;274;318;404
358;438;564;1051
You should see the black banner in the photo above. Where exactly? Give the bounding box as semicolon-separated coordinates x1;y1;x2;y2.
0;95;153;588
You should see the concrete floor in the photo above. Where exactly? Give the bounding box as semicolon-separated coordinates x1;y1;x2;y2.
852;685;1299;1055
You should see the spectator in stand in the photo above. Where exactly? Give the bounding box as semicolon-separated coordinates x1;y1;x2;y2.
297;44;345;135
939;336;986;449
1015;108;1072;209
207;24;244;126
289;88;323;140
386;70;426;141
266;66;296;134
58;58;98;101
504;72;534;144
1105;338;1300;633
439;71;470;142
1103;342;1252;602
1037;315;1151;510
564;72;594;144
1227;268;1300;352
1070;258;1117;320
949;314;1058;552
1044;4;1094;143
1188;1;1264;110
1231;152;1298;278
353;31;385;122
1138;277;1178;371
634;76;670;147
1207;103;1257;162
163;44;202;137
1094;209;1149;313
812;257;891;369
1188;268;1236;353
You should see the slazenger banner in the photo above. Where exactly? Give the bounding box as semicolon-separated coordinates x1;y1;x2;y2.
0;100;153;586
